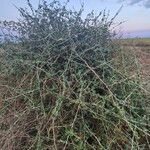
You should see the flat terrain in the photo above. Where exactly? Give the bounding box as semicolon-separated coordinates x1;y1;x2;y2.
120;38;150;47
120;38;150;91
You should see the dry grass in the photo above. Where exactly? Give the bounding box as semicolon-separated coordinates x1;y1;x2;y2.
120;38;150;48
118;38;150;92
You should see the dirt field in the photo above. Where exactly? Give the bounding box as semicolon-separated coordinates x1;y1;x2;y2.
120;38;150;91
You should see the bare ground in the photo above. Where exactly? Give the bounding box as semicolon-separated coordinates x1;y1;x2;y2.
122;45;150;92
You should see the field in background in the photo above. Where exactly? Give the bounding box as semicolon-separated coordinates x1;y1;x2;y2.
119;38;150;91
120;38;150;47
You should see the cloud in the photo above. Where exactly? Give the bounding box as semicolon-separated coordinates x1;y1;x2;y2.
144;0;150;8
129;0;142;5
118;0;150;8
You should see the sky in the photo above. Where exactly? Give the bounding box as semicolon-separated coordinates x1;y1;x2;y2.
0;0;150;38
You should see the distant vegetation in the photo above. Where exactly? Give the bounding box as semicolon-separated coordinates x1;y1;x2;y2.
0;0;149;149
120;38;150;47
